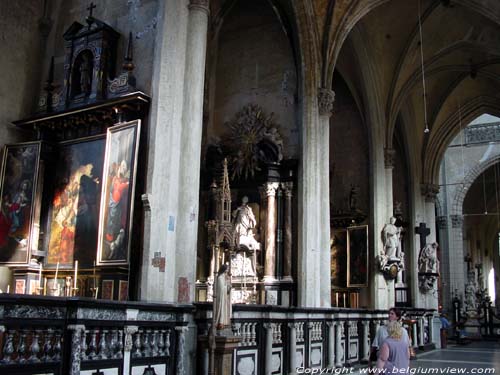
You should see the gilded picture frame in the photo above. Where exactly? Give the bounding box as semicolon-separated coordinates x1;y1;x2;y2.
331;228;347;288
97;120;141;266
347;225;369;288
0;142;41;265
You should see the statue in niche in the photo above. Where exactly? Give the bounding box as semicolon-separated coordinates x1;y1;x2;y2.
418;242;439;273
214;264;232;330
79;53;92;95
348;185;359;212
464;271;478;312
382;216;402;260
232;196;260;251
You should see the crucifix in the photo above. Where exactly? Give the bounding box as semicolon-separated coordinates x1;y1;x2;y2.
415;222;430;250
87;2;96;18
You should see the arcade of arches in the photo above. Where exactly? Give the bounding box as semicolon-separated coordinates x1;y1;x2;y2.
2;0;500;329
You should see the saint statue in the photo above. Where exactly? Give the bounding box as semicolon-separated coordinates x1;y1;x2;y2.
382;216;402;259
232;196;260;251
79;54;92;94
214;264;232;330
418;242;439;273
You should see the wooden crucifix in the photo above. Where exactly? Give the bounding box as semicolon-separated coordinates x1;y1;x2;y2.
87;2;96;17
415;222;430;250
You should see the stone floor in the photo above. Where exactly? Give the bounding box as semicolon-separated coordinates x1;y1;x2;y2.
411;341;500;374
350;341;500;375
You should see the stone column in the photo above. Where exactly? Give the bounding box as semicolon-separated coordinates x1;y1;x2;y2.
176;326;188;375
361;320;370;362
140;0;190;301
412;323;418;350
264;183;280;282
67;324;85;375
318;88;334;307
418;317;425;347
335;321;343;368
326;321;336;368
282;182;293;282
123;326;138;375
264;323;274;375
175;0;210;303
288;322;298;375
418;184;440;310
384;148;396;308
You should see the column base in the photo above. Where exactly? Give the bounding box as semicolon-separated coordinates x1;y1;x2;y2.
199;334;241;375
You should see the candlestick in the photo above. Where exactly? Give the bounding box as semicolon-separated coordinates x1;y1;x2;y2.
54;261;59;281
43;278;47;296
93;260;96;289
38;263;43;285
6;285;10;293
74;260;78;289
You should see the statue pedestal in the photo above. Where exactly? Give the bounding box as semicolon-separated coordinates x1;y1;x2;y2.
199;334;241;375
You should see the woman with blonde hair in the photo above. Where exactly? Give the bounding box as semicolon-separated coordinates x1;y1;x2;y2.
377;321;410;372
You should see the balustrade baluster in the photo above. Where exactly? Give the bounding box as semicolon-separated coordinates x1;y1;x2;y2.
88;330;98;360
157;330;165;356
109;330;118;359
42;329;54;362
251;323;257;345
116;330;124;359
98;329;108;360
53;330;62;361
80;330;88;361
142;329;151;357
151;330;159;357
165;329;171;357
132;331;142;358
2;330;15;364
16;330;27;363
28;330;41;363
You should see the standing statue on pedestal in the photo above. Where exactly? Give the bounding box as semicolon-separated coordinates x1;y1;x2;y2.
232;196;260;251
382;216;402;259
214;264;232;331
378;216;404;278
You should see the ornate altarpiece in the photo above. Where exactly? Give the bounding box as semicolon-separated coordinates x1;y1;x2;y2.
0;12;149;300
196;104;297;306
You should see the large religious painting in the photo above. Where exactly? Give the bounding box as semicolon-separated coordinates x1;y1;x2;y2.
0;142;41;264
97;120;141;265
46;137;105;268
347;225;369;287
331;228;347;288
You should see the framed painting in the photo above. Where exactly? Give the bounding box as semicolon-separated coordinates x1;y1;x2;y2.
102;279;114;300
347;225;369;287
330;228;347;288
46;136;105;268
97;120;141;265
118;280;128;301
0;142;41;264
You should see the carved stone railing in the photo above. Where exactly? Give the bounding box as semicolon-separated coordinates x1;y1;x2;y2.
464;122;500;144
195;304;436;374
0;295;194;375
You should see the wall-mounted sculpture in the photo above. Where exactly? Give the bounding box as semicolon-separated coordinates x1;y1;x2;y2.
418;242;440;293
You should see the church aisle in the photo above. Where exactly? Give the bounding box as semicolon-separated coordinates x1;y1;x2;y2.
411;341;500;374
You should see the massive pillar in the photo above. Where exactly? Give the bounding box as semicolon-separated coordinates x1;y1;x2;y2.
175;0;210;303
140;0;208;302
264;182;279;282
317;88;334;307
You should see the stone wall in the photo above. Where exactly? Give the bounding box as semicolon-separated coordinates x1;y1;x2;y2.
209;0;299;158
0;1;45;145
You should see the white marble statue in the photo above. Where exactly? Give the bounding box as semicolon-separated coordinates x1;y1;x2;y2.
382;216;402;259
214;264;232;330
418;242;439;273
232;196;260;251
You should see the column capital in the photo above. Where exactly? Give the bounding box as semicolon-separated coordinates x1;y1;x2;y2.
451;214;463;228
288;322;300;329
265;182;280;197
263;322;274;330
361;320;370;327
437;216;448;229
420;183;440;202
281;182;293;198
384;148;396;169
318;88;335;116
325;321;337;328
188;0;209;13
124;326;139;352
